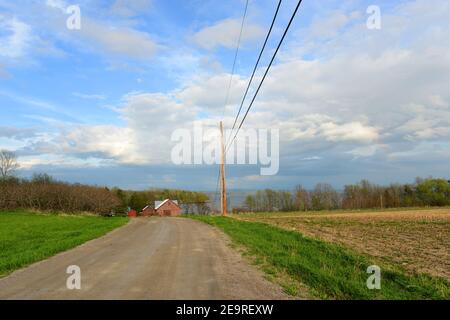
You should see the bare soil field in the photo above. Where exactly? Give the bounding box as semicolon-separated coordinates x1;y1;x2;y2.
236;208;450;280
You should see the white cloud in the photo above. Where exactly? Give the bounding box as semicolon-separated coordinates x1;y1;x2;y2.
42;0;159;60
192;18;264;50
429;95;448;109
7;0;450;183
257;113;379;145
309;11;350;38
79;18;159;60
176;73;247;110
0;17;32;59
45;0;66;10
117;92;199;163
19;154;114;169
320;121;379;143
0;126;36;140
23;92;200;166
347;145;383;158
58;125;137;161
399;115;450;141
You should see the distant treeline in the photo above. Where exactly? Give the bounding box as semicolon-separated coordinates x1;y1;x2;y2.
0;173;210;215
0;174;120;215
242;178;450;212
113;188;210;214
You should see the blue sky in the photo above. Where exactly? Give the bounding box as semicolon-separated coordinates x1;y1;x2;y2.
0;0;449;191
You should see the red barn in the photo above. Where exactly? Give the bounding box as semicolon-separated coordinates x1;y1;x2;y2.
140;205;155;217
155;199;182;216
139;199;182;217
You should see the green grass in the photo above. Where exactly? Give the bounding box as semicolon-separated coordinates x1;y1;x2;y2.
0;210;128;277
191;216;449;300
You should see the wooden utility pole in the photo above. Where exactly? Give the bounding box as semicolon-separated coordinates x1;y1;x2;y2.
219;121;227;216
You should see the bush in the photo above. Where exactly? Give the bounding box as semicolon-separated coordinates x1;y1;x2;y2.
416;179;450;206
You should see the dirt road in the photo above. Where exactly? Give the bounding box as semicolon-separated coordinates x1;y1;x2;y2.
0;218;288;300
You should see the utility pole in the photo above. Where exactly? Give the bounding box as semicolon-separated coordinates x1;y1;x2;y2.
219;121;227;216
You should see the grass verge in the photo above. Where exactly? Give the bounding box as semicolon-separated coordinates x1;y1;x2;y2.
0;210;128;277
191;216;449;300
236;209;450;279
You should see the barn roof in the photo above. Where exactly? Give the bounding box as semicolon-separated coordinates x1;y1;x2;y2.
155;199;179;210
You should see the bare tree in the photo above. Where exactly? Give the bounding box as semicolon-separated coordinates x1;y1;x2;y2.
294;185;310;211
0;150;19;178
311;183;340;210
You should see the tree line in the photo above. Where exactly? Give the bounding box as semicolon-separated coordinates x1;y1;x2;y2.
0;174;121;215
0;174;211;215
0;150;211;215
113;188;210;214
1;150;448;214
243;178;450;212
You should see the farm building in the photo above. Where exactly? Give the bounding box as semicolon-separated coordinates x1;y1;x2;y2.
140;206;155;216
127;209;137;218
140;199;182;217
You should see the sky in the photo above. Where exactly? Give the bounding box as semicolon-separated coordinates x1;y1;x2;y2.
0;0;449;191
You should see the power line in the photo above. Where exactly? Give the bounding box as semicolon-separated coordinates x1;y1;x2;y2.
215;0;250;209
221;0;249;118
226;0;304;153
227;0;283;144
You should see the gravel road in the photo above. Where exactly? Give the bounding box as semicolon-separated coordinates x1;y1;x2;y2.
0;217;289;300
